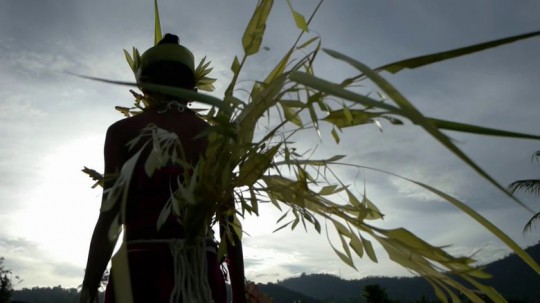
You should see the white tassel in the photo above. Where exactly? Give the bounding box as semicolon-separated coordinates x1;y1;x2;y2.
169;238;214;303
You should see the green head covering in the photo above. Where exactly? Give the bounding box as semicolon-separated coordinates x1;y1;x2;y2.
136;34;195;86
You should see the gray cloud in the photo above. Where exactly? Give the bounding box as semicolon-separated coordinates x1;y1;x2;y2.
0;237;38;253
244;256;265;268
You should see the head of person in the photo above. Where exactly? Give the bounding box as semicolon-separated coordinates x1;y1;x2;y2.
137;33;196;104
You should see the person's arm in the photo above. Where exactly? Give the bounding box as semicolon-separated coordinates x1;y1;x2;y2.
80;125;124;302
80;209;120;300
221;201;246;303
227;230;246;303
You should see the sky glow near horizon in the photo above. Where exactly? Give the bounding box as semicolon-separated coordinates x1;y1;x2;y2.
1;0;540;290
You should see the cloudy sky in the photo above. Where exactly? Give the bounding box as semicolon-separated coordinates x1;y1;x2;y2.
1;0;540;290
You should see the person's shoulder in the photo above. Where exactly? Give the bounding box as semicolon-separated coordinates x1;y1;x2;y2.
105;115;141;138
106;117;126;132
109;112;151;128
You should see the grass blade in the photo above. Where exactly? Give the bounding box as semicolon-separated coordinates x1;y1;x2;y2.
378;30;540;74
289;72;405;115
412;180;540;275
71;74;230;114
428;117;540;140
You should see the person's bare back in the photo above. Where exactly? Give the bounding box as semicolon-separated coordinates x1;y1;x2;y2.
107;106;209;163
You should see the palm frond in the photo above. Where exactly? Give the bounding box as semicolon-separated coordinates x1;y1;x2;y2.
524;212;540;232
531;150;540;163
507;179;540;196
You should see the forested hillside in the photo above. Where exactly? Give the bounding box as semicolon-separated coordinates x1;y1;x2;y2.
276;243;540;302
10;243;539;303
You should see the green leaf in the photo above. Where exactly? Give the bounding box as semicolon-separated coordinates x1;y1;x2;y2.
378;30;540;74
345;189;361;208
425;279;450;303
333;220;351;237
411;179;540;274
361;235;378;263
291;217;300;230
133;47;141;71
274;155;346;167
428;117;540;140
313;219;322;234
327;155;346;162
326;225;356;269
286;0;308;31
264;49;292;85
390;228;435;250
305;101;321;140
338;232;353;265
289;71;405;115
348;232;364;258
110;243;134;303
194;56;217;92
319;185;338;195
324;48;429;120
72;74;231;114
153;0;162;45
236;144;281;187
231;214;243;241
123;49;134;72
217;238;228;262
81;166;104;188
231;56;241;74
324;109;382;128
332;245;356;269
331;127;340;144
362;194;384;220
235;74;287;144
242;0;274;56
248;188;259;215
273;220;293;233
297;36;319;50
276;211;289;224
279;99;305;108
281;102;303;127
156;201;171;230
462;276;507;303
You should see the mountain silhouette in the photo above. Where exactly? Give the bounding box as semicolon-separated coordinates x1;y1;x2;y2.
266;242;540;302
10;243;539;302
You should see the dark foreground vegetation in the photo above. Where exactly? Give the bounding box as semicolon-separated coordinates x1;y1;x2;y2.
8;243;540;303
274;243;540;302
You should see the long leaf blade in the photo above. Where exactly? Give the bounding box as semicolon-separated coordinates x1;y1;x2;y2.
378;30;540;74
428;117;540;140
412;180;540;274
289;72;405;115
71;74;230;113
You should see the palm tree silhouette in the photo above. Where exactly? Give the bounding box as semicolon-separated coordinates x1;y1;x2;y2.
508;150;540;232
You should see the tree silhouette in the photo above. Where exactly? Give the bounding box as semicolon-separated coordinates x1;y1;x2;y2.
0;257;13;303
362;284;389;303
508;150;540;231
412;295;432;303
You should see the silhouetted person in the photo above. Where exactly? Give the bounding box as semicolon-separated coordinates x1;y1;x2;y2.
79;34;245;303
